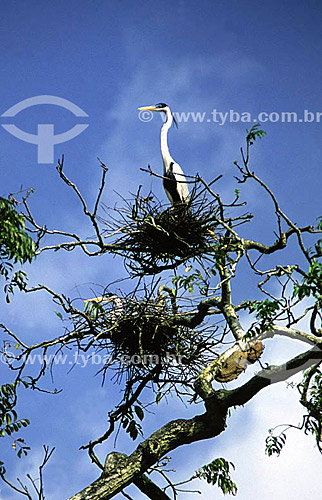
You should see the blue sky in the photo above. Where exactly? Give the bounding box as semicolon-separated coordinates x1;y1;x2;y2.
1;0;322;498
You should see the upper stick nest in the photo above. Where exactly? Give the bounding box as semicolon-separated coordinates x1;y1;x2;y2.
101;191;221;275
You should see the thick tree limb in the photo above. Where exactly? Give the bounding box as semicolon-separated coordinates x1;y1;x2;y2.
67;404;228;500
262;325;322;346
224;343;322;407
171;297;222;328
133;473;172;499
241;223;321;255
94;453;172;500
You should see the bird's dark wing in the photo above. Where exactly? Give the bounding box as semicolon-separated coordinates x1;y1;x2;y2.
163;162;182;204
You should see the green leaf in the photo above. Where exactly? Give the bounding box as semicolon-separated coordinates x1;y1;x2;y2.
5;413;12;425
197;458;237;495
317;216;322;230
156;393;162;405
134;405;144;421
127;420;138;440
265;431;287;457
246;123;266;146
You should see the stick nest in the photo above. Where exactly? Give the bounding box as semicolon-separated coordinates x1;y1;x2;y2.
102;192;221;275
74;292;215;373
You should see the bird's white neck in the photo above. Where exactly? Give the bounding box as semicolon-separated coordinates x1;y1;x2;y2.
160;108;174;170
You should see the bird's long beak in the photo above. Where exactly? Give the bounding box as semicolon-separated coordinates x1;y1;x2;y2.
138;105;157;111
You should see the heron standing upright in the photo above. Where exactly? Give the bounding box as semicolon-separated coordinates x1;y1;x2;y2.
138;103;190;205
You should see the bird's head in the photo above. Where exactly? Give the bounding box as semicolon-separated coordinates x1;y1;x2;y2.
138;103;178;128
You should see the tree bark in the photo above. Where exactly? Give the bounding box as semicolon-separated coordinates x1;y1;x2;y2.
68;404;227;500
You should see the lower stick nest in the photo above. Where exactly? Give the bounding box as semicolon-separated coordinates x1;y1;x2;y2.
74;293;216;374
